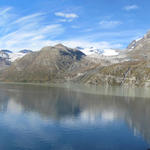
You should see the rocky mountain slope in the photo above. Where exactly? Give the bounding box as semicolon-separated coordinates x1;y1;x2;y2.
74;31;150;87
126;31;150;60
1;44;88;82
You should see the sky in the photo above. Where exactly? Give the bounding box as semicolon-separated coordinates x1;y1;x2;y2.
0;0;150;51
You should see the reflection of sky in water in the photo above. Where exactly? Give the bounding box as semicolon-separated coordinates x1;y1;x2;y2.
1;98;117;128
0;84;150;150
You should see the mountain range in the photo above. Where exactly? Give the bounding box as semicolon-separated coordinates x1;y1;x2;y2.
0;49;32;70
1;31;150;87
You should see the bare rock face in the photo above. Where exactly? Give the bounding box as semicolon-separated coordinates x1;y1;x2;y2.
144;31;150;39
126;31;150;60
76;61;150;87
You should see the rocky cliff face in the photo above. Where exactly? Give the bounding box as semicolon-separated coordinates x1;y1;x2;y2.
76;61;150;87
126;31;150;60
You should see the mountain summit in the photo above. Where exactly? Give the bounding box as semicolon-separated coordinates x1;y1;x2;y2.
126;31;150;60
55;43;67;49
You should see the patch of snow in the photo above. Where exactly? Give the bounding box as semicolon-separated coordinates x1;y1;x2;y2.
79;47;104;55
0;52;9;59
77;46;119;57
102;49;119;56
127;38;142;51
0;49;32;62
135;38;142;42
8;53;26;62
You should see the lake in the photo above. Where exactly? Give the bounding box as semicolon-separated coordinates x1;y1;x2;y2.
0;83;150;150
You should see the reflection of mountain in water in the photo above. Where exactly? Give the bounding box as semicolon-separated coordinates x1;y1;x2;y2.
0;84;150;144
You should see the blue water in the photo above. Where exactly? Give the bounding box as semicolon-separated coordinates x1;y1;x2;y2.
0;84;149;150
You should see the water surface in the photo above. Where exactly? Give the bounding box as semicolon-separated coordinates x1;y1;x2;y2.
0;84;150;150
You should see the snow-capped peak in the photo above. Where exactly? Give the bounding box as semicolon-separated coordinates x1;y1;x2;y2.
135;38;142;42
0;49;32;62
76;47;119;57
76;47;104;55
127;37;143;51
8;52;27;62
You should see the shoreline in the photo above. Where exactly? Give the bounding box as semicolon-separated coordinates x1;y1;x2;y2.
1;81;150;99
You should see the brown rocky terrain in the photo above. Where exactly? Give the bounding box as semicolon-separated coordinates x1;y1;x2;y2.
74;31;150;87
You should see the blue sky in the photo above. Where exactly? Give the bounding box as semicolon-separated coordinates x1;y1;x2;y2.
0;0;149;51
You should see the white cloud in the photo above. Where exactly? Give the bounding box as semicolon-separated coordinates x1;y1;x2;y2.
58;18;74;22
61;40;122;49
0;7;14;27
0;24;64;51
0;7;125;51
124;5;139;11
0;7;64;51
71;25;80;29
13;13;44;24
55;12;78;22
0;7;12;15
55;12;78;18
99;20;122;29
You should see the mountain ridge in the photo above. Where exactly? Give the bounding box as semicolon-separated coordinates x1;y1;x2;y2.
1;31;150;87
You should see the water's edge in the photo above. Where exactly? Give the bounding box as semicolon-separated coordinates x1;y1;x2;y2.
0;81;150;98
